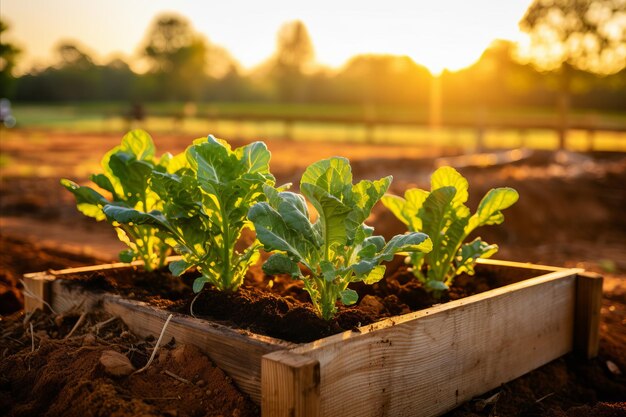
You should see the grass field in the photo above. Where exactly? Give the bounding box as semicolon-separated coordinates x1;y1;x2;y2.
7;102;626;152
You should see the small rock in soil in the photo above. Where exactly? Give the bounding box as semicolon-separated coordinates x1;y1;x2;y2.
83;334;96;345
99;350;135;377
359;294;385;316
606;360;622;376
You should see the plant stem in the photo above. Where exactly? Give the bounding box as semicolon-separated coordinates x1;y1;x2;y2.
219;202;232;291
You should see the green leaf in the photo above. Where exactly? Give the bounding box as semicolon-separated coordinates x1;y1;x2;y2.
162;151;188;174
320;260;336;282
403;189;430;230
301;183;351;251
193;276;210;293
108;153;154;205
169;259;191;276
248;202;312;268
262;253;301;278
381;194;409;226
431;166;469;207
468;187;519;232
380;232;433;260
340;289;359;305
363;265;386;284
421;186;456;241
103;205;172;232
276;191;320;246
120;129;155;161
90;173;117;197
118;249;135;263
186;136;236;188
60;179;108;221
348;177;391;226
363;235;385;252
150;171;201;218
237;141;273;176
455;239;498;275
301;157;352;199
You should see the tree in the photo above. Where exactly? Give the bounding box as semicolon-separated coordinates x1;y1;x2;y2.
142;14;208;100
519;0;626;148
46;42;99;100
272;20;315;102
337;55;431;107
0;19;22;98
56;43;94;69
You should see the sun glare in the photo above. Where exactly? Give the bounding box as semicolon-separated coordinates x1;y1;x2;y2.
397;0;533;75
3;0;534;74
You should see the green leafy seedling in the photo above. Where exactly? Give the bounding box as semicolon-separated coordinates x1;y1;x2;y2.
104;135;277;293
248;157;432;320
382;166;518;293
62;129;183;270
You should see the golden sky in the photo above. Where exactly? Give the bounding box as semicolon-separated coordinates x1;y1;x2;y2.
3;0;533;74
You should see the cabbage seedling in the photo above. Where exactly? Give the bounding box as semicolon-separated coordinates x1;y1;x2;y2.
104;135;277;293
248;157;432;320
382;166;518;293
62;129;183;270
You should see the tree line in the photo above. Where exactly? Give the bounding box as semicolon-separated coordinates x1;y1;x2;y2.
1;1;625;113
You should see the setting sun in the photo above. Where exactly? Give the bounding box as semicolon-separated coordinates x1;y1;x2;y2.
4;0;533;74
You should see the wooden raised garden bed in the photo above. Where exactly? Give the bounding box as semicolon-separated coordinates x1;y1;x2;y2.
23;258;602;417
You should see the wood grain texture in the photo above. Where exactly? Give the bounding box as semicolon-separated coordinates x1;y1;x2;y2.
291;268;580;417
24;260;585;416
574;272;603;359
262;350;320;417
22;273;53;312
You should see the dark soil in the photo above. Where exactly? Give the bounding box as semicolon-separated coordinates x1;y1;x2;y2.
59;258;545;343
0;235;109;316
0;309;258;417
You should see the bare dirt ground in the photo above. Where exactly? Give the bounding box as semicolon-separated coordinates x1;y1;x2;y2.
1;129;625;416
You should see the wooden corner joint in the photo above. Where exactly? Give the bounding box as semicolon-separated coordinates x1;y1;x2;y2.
261;350;321;417
573;271;603;360
22;273;55;313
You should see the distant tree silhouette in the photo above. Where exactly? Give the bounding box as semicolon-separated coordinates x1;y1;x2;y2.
0;19;21;98
49;42;99;100
142;14;208;100
272;20;314;102
56;43;94;69
520;0;626;148
338;55;431;108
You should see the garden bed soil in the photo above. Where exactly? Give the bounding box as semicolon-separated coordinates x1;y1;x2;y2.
0;235;109;316
0;309;258;417
59;259;544;343
3;147;626;415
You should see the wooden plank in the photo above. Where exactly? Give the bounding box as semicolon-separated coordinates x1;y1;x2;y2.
23;256;182;277
574;272;603;359
46;279;293;404
475;257;565;272
262;350;320;417
26;260;583;414
22;273;54;313
291;268;579;417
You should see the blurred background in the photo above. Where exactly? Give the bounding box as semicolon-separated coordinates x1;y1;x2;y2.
0;0;625;150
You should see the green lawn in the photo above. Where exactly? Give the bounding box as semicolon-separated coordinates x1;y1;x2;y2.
7;102;626;152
